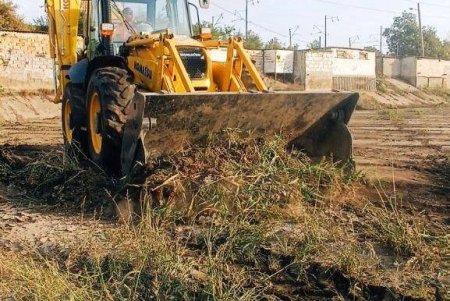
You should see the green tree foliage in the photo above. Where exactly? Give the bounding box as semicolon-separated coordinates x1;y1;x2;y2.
32;16;48;32
422;26;445;58
0;0;29;31
264;37;284;50
443;40;450;59
192;21;235;40
307;39;321;49
383;11;447;58
192;21;263;49
244;30;263;49
364;46;382;57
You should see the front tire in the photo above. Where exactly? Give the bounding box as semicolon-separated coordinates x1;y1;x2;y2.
62;83;88;157
86;67;135;176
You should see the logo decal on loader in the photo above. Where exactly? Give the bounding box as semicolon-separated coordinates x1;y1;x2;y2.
134;62;152;80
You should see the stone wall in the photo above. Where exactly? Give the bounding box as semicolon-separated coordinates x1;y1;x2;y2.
0;31;54;90
295;50;334;90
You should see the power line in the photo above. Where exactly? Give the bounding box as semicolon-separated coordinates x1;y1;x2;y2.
311;0;450;19
213;2;322;39
212;3;289;38
402;0;450;9
312;0;398;14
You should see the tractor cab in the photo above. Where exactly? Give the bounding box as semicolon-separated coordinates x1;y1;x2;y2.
80;0;204;58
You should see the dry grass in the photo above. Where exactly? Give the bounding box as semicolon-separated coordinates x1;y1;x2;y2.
16;88;55;97
377;109;405;121
0;133;447;300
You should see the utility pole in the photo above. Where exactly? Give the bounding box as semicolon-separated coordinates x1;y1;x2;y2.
380;26;383;54
289;28;292;49
319;36;322;48
289;26;299;49
245;0;249;40
418;2;425;57
348;36;359;49
324;15;339;48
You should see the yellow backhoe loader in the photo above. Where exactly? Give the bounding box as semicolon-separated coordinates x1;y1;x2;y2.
46;0;358;176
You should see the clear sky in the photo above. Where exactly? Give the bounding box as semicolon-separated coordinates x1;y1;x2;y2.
11;0;450;52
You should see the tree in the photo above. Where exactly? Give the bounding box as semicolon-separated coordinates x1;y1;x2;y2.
423;26;444;58
307;39;321;50
264;37;284;50
192;22;263;49
364;46;382;57
443;40;450;60
192;21;236;40
383;11;445;58
243;30;263;49
32;16;48;32
0;0;29;31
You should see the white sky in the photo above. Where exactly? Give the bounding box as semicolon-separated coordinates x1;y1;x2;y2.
12;0;450;51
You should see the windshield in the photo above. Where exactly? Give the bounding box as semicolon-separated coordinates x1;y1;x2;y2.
111;0;191;43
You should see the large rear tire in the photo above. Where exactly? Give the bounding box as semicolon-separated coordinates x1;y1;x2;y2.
86;67;135;176
62;83;88;157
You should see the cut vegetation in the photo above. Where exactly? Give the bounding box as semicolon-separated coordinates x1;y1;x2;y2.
0;130;448;300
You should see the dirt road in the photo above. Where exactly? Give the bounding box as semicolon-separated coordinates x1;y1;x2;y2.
1;105;448;225
351;106;449;225
1;105;448;183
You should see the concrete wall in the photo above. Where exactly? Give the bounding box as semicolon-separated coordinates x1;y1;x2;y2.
295;50;333;90
416;58;450;89
381;56;450;89
247;49;264;71
330;48;376;91
263;50;294;74
295;48;376;91
0;31;54;90
400;57;418;86
381;57;402;78
329;48;376;77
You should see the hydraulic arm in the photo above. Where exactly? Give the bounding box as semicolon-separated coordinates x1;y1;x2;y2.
45;0;82;102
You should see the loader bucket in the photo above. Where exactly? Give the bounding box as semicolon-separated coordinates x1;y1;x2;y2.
121;91;358;175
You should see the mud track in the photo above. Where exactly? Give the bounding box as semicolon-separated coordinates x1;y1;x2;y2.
351;106;449;225
1;105;448;234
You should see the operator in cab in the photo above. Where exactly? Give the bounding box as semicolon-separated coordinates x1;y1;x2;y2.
113;7;136;42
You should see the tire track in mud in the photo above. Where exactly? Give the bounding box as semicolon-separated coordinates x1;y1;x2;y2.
350;105;450;224
0;118;61;146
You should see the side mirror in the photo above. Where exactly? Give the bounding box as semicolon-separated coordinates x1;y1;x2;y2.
199;0;210;9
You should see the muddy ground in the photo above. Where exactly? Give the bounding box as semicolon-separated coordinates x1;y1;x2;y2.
0;102;449;300
351;106;449;226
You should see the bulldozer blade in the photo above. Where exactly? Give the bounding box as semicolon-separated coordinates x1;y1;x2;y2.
121;91;358;175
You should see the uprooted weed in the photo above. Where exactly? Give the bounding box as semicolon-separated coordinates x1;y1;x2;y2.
140;133;359;222
0;134;447;300
0;146;116;211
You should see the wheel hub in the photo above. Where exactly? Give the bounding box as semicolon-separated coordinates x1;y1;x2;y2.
89;92;102;155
